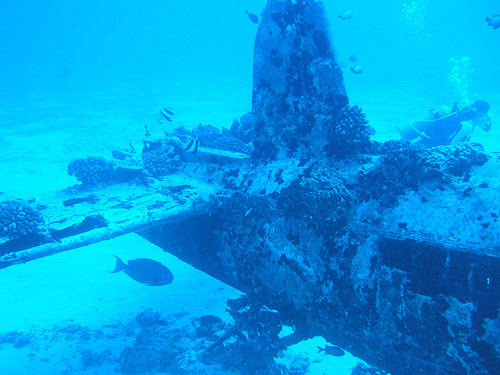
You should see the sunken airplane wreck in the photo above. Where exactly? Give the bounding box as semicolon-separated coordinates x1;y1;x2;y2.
1;1;500;374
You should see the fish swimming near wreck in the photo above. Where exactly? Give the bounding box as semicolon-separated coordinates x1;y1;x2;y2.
110;256;174;286
338;10;353;20
160;107;174;122
182;135;200;153
485;15;500;30
317;344;345;357
245;9;259;24
351;65;363;74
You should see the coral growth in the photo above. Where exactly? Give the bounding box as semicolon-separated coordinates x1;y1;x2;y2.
250;0;377;160
359;141;443;204
119;337;185;374
251;95;321;159
231;113;257;144
438;142;489;176
0;199;46;239
135;309;167;328
324;105;374;157
184;124;253;154
141;136;184;177
249;102;373;161
0;331;33;348
67;157;115;186
277;165;351;234
359;141;489;205
195;315;224;339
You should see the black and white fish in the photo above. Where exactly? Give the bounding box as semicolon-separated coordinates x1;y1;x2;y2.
485;15;500;30
245;9;259;24
160;107;174;122
183;136;200;153
317;345;345;357
338;10;353;20
110;256;174;286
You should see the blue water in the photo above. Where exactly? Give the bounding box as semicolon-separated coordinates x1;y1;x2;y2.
1;1;498;197
1;0;499;196
1;0;499;91
0;0;499;373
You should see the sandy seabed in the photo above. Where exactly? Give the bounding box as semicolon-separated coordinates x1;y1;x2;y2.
0;233;241;374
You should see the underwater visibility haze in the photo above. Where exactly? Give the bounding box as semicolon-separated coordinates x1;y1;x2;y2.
0;0;499;374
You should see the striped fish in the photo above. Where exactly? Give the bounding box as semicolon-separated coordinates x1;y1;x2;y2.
183;136;199;153
160;107;174;122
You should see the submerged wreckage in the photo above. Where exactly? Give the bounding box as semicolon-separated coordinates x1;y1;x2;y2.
1;1;499;374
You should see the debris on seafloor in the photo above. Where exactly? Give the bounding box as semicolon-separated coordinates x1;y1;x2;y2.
62;195;98;207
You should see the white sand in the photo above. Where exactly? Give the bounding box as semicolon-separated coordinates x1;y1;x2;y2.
0;233;242;374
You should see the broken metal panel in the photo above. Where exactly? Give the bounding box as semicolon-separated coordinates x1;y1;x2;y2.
0;171;218;269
